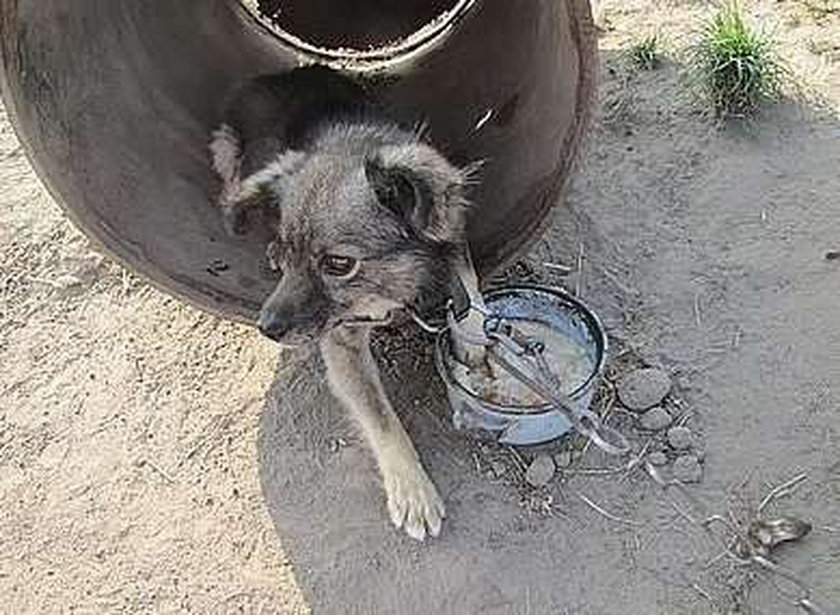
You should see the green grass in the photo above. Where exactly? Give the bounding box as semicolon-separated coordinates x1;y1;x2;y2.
690;4;786;118
628;34;662;70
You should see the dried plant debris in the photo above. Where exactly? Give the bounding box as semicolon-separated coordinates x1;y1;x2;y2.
746;516;812;556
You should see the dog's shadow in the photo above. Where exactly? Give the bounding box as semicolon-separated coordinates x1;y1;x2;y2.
258;325;586;614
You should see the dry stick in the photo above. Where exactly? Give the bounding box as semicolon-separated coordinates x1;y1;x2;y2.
675;405;694;428
693;292;702;327
704;548;731;570
505;445;528;475
574;490;642;527
563;467;625;477
623;438;654;475
690;582;715;603
758;473;808;514
574;242;585;297
543;262;574;275
471;452;482;473
798;599;829;615
137;459;176;485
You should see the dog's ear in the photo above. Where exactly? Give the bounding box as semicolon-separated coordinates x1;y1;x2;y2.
240;150;306;201
365;143;469;243
365;155;434;238
226;150;305;234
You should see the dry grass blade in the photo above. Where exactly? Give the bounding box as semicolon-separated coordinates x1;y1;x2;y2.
574;490;642;527
758;473;808;513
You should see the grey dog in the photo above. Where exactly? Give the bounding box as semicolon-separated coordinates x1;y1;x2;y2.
209;65;476;540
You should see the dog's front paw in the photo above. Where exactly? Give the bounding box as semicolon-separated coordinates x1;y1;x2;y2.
382;460;446;541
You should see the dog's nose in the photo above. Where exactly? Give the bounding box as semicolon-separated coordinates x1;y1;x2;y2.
257;310;290;341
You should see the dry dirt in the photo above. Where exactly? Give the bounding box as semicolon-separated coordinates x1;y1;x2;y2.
0;99;308;613
2;0;840;613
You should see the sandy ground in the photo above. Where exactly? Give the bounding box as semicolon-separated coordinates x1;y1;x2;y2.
0;104;308;612
2;0;840;613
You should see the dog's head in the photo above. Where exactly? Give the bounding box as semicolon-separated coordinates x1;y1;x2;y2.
251;140;471;346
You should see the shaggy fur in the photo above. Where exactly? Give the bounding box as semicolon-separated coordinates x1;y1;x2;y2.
210;66;473;540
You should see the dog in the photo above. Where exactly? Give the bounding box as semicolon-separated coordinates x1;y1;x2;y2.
209;65;476;540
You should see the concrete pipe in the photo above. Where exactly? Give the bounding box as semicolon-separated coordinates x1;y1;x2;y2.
0;0;596;322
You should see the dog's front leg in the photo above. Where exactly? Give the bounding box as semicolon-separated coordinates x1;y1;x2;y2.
321;325;445;541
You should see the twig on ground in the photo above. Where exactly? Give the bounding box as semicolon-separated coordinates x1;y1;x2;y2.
693;292;702;327
690;582;715;603
704;548;730;569
621;438;655;482
675;406;694;428
563;467;625;476
136;459;176;484
797;598;828;615
574;242;585;297
505;445;528;474
471;451;482;473
574;490;642;526
543;262;574;275
758;473;808;513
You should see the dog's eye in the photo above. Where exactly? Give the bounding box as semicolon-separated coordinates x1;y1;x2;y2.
321;254;359;279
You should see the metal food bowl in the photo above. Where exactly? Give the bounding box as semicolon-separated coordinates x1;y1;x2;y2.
434;284;607;446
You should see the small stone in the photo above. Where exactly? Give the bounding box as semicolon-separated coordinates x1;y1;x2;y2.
525;454;555;487
639;407;672;431
672;455;703;483
617;368;672;411
647;451;668;466
554;451;573;468
667;426;693;450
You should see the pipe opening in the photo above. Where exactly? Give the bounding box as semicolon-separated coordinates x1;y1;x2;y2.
238;0;476;65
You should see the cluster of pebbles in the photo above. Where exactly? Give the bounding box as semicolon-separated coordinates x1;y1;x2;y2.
616;367;703;483
517;366;703;488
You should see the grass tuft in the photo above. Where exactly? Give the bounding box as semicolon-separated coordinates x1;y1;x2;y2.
628;34;663;70
690;4;786;118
